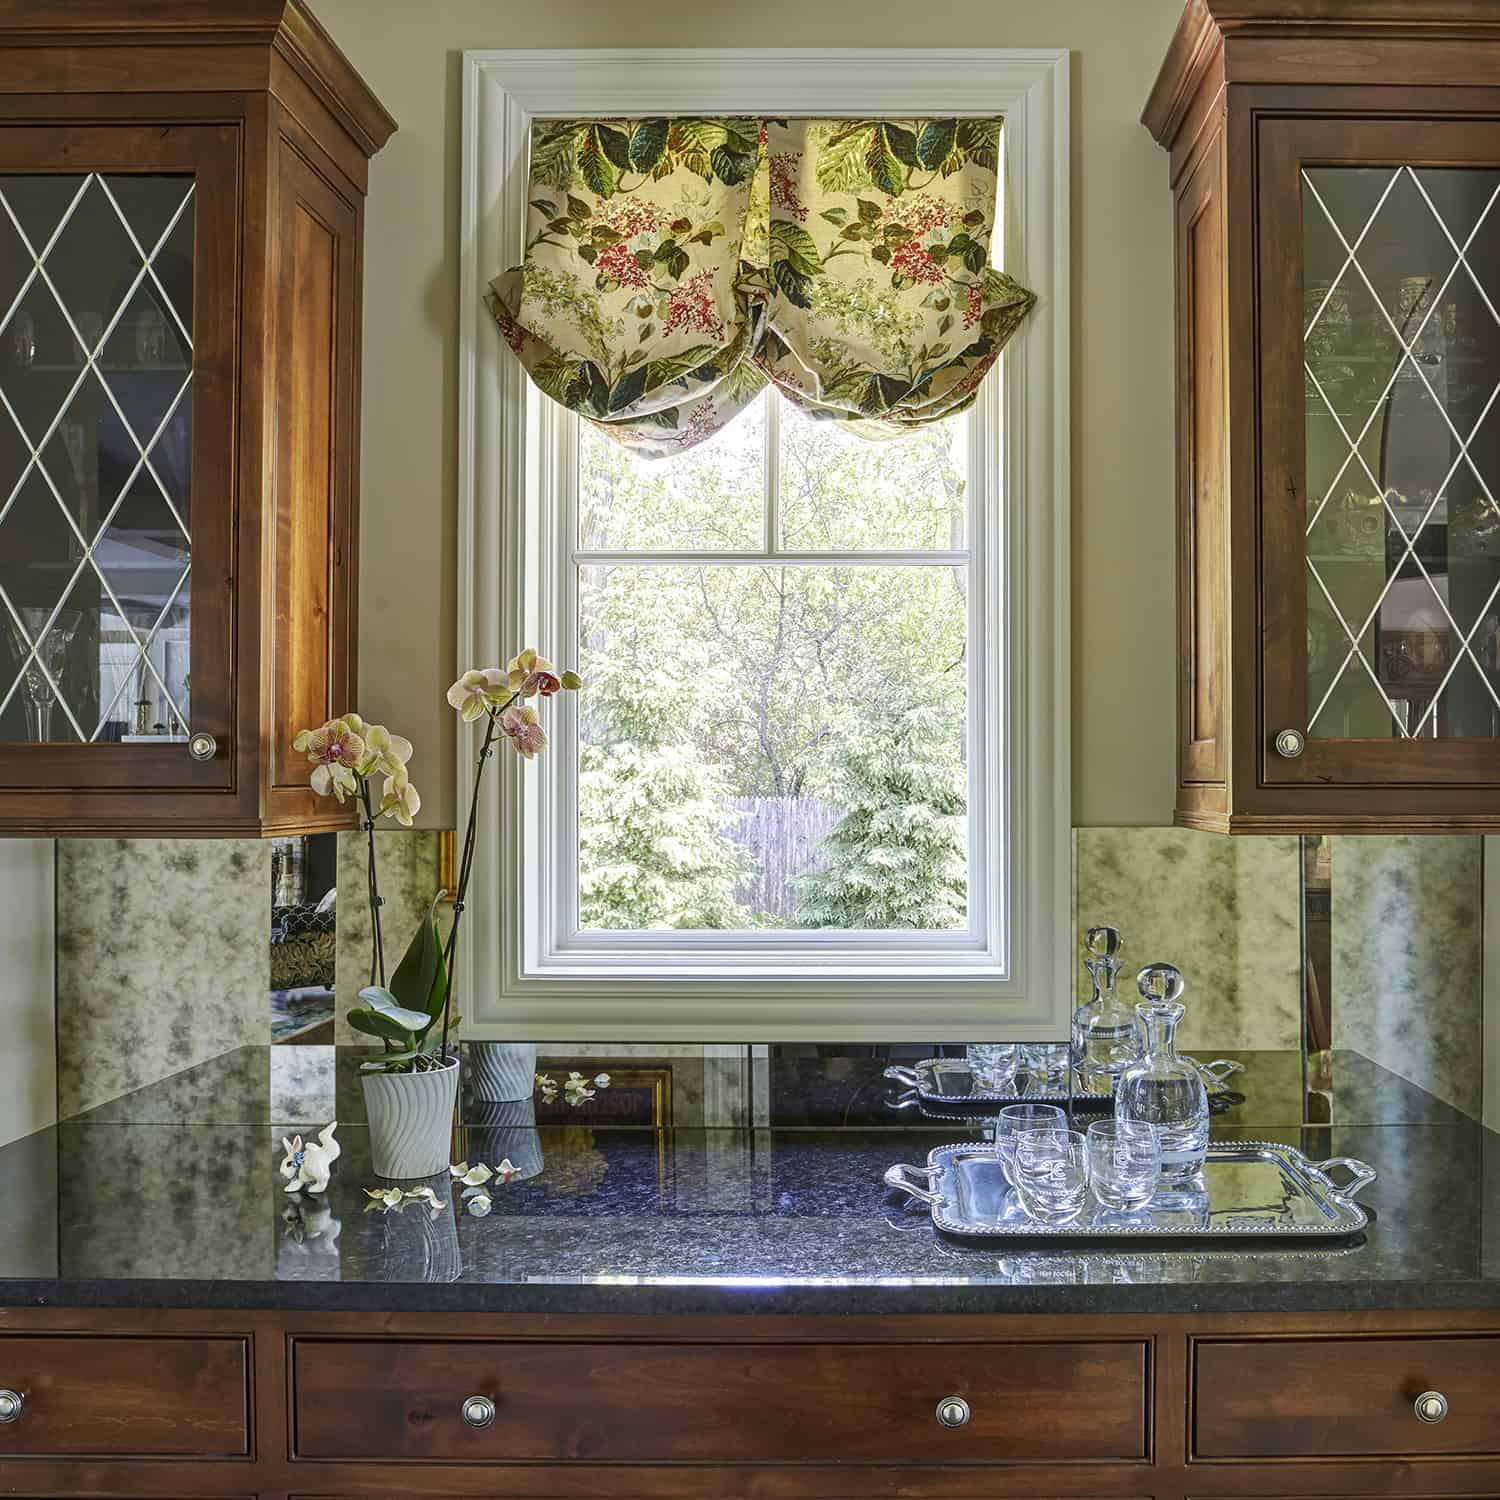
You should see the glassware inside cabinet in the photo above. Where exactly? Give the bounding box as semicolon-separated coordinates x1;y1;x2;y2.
0;172;195;745
1302;164;1500;742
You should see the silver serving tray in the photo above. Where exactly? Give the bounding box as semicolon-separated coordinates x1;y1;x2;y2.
884;1140;1376;1241
884;1056;1244;1111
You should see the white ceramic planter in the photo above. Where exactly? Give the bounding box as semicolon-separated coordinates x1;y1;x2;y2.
467;1041;538;1103
361;1056;460;1180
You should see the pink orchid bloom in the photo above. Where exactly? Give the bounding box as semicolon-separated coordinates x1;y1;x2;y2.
446;667;511;722
506;648;562;698
500;704;547;759
294;716;366;771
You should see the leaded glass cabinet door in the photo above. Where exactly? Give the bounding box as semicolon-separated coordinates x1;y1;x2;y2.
1260;117;1500;798
0;125;234;794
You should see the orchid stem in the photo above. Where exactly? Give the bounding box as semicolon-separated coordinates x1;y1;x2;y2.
360;779;386;989
439;703;507;1061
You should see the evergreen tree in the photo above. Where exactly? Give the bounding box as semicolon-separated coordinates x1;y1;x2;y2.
795;706;967;929
578;738;753;930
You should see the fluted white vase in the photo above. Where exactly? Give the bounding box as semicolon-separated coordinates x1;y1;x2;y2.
361;1056;460;1180
467;1042;538;1103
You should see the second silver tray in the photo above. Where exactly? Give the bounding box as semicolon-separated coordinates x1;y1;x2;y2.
884;1140;1376;1241
884;1056;1244;1111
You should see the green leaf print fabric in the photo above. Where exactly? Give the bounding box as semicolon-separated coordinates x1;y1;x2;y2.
487;116;1036;456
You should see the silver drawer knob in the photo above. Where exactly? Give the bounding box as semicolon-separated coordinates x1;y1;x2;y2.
1273;727;1305;759
462;1394;496;1428
1414;1390;1448;1424
936;1395;970;1428
188;732;218;762
0;1389;22;1423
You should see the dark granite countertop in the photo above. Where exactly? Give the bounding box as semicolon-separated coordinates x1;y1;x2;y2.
1;1046;1496;1315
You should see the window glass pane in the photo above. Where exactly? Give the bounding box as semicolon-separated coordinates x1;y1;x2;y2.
578;392;766;552
578;562;969;931
777;401;968;551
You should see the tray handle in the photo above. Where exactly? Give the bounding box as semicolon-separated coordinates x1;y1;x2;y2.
885;1091;920;1112
883;1162;941;1206
1305;1155;1378;1204
883;1065;923;1088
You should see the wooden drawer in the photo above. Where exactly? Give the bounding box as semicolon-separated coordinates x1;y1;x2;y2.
0;1334;249;1457
1194;1336;1500;1458
293;1338;1149;1464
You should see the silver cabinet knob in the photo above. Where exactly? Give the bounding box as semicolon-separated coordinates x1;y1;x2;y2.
188;732;218;763
461;1394;496;1428
935;1395;970;1428
1274;727;1305;759
0;1389;22;1423
1414;1390;1448;1424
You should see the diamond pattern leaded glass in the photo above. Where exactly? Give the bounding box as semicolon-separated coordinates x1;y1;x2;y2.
0;173;194;744
1303;165;1500;740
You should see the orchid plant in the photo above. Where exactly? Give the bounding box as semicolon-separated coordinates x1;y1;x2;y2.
439;649;581;1059
293;711;422;989
292;712;452;1076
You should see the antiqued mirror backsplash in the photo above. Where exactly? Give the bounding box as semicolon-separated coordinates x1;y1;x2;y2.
39;826;1495;1133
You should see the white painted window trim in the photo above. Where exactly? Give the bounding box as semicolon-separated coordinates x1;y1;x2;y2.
457;48;1070;1040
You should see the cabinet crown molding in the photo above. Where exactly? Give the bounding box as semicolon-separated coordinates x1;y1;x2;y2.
1144;0;1500;146
0;0;395;157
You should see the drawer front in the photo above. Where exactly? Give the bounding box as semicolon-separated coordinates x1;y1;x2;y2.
0;1335;249;1458
1195;1336;1500;1458
293;1339;1148;1464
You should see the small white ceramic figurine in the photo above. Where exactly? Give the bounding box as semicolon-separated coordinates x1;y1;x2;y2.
280;1121;341;1195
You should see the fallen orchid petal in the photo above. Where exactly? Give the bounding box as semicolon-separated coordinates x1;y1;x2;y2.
493;1158;521;1184
465;1192;493;1217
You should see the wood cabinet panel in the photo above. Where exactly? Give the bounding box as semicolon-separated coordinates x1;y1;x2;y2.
1148;1;1500;830
1193;1335;1500;1458
291;1338;1150;1465
0;1334;248;1457
0;1;392;836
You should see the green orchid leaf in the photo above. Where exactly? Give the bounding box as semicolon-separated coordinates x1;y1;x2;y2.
357;987;433;1032
347;1007;412;1045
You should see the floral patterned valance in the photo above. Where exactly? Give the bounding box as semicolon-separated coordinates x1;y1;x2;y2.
488;116;1036;456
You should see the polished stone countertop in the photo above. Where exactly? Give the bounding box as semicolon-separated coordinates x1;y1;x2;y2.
0;1045;1495;1314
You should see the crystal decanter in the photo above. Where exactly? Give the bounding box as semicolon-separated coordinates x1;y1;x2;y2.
1071;923;1142;1100
1115;963;1208;1182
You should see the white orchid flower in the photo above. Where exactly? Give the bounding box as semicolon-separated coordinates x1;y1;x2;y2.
364;1187;404;1209
594;1073;611;1088
362;723;414;777
453;1162;493;1187
465;1190;493;1217
379;766;421;827
446;667;511;722
493;1158;522;1184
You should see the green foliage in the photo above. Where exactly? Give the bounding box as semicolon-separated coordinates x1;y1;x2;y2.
348;893;452;1072
579;740;753;930
577;392;971;931
794;706;968;931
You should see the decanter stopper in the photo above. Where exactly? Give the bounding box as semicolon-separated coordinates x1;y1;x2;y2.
1083;924;1122;994
1137;962;1185;1005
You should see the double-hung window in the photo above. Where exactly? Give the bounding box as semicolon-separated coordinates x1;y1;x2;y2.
459;51;1070;1039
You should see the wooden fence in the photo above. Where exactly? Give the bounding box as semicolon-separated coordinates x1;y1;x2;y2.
726;796;843;921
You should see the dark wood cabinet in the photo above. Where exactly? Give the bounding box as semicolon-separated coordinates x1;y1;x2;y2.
3;1306;1500;1499
0;2;392;836
1147;1;1500;832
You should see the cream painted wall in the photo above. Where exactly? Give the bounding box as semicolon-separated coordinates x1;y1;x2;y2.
314;0;1183;829
0;840;55;1145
